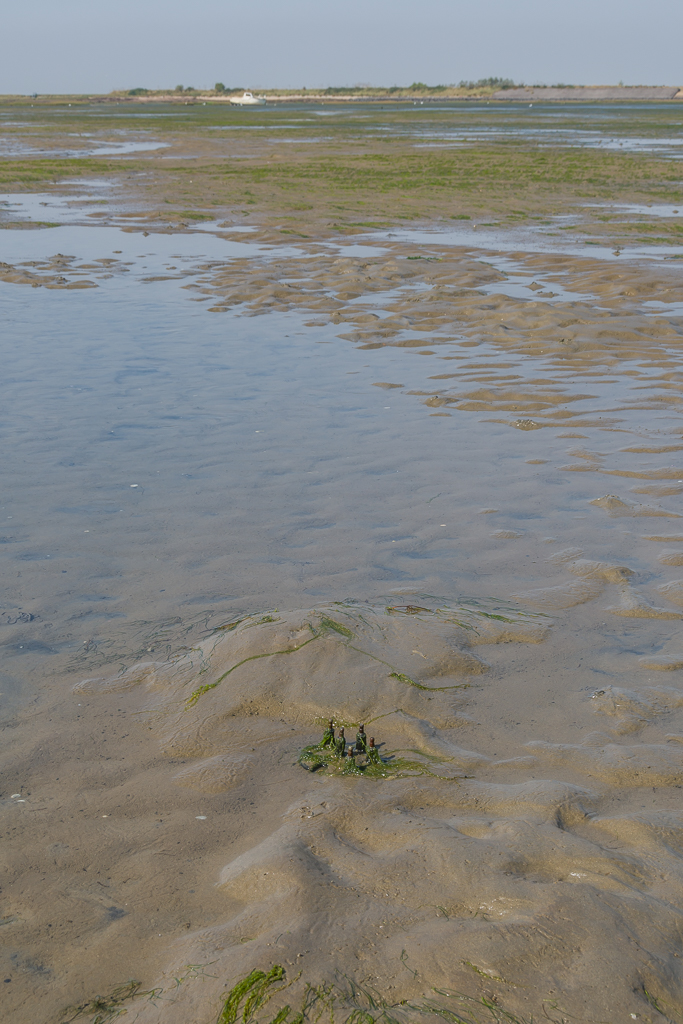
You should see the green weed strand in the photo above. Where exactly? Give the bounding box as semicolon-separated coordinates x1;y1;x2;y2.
186;635;321;708
389;672;468;693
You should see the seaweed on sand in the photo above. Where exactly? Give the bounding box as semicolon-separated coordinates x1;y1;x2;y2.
388;671;469;693
218;965;290;1024
215;965;535;1024
59;980;146;1023
342;751;454;780
184;596;542;708
297;741;457;780
185;631;320;708
319;615;355;638
297;743;337;772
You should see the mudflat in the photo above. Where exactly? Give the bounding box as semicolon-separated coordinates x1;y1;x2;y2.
1;100;683;1024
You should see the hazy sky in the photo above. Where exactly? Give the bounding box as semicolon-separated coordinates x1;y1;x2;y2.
3;0;681;95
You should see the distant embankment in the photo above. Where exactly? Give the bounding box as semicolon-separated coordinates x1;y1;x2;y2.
493;86;683;101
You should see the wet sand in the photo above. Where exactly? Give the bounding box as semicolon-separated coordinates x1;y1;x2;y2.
1;103;683;1024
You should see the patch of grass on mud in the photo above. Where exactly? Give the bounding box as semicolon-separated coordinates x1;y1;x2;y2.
0;157;140;188
3;98;683;245
210;147;683;196
0;220;60;229
165;146;683;242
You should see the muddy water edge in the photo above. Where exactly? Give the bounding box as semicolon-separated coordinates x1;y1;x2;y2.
1;100;683;1024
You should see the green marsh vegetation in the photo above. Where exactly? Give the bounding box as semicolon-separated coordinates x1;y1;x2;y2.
1;101;683;246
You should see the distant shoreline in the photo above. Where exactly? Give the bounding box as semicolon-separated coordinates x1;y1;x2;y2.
2;84;682;105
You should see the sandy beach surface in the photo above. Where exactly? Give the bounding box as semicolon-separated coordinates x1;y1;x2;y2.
1;99;683;1024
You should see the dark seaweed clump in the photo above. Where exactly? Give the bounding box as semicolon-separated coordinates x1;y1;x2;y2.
297;721;454;780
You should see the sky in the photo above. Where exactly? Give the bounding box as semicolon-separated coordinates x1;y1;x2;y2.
3;0;681;95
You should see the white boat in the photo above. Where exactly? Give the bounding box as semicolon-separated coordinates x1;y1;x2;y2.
229;91;266;106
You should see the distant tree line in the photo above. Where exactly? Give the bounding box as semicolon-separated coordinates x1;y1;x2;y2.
322;79;524;94
127;85;230;95
456;77;517;90
126;79;582;98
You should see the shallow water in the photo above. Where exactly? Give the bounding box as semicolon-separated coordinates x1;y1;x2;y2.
3;189;683;1021
413;129;683;157
377;221;683;260
0;139;169;158
608;202;683;217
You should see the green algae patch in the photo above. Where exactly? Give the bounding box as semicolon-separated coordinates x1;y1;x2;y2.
298;739;456;780
186;681;219;706
319;615;355;638
218;965;288;1024
214;964;535;1024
